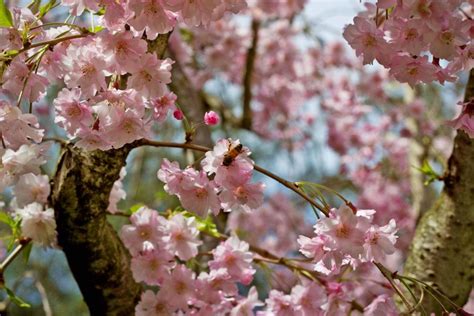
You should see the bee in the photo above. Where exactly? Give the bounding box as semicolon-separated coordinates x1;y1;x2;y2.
222;142;243;166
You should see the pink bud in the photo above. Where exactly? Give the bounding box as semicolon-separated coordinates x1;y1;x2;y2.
204;111;220;126
173;109;184;120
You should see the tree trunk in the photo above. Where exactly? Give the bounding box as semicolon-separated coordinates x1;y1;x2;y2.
51;144;141;315
403;69;474;314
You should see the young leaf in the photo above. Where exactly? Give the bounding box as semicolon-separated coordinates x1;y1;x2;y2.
0;212;14;228
22;242;33;264
5;287;31;308
129;203;145;213
414;160;441;185
0;0;14;27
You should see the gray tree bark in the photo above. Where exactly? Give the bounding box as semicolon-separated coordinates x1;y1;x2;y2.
403;69;474;314
52;144;141;316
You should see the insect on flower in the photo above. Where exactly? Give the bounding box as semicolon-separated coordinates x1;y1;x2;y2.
222;142;244;166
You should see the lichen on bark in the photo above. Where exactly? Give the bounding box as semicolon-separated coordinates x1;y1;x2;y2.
52;144;141;315
402;69;474;314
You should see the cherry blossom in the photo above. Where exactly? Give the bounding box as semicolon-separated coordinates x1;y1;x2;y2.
120;206;166;256
162;213;202;260
204;110;220;126
15;202;57;247
13;173;50;208
208;236;255;285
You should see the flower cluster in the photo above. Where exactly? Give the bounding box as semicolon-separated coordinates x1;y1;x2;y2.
298;204;398;275
61;0;247;39
344;1;473;85
158;138;265;217
120;207;258;314
0;99;57;247
48;33;176;150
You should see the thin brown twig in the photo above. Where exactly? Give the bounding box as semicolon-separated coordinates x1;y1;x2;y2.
17;33;90;55
136;139;328;215
241;19;260;130
373;262;414;311
0;238;32;274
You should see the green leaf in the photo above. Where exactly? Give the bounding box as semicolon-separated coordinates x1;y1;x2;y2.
179;211;221;238
0;0;13;27
414;160;441;185
38;0;57;18
179;28;194;44
95;7;105;16
5;287;31;308
130;203;145;213
0;212;14;228
22;242;33;264
90;25;104;33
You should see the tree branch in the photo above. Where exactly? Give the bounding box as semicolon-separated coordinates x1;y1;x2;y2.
241;19;260;130
136;139;328;215
167;44;213;148
402;69;474;313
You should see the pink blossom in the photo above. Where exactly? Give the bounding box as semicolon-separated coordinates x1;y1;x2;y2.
13;173;50;208
448;43;474;73
128;0;177;40
291;283;327;315
0;101;44;149
388;55;438;86
428;18;469;60
315;205;370;258
100;108;151;148
385;18;428;56
100;0;132;31
2;144;47;180
447;100;474;138
62;42;108;98
262;290;297;316
152;92;177;122
107;167;127;214
159;264;197;311
61;0;99;15
343;16;391;65
2;57;49;102
197;268;237;305
99;31;148;74
54;88;93;136
0;28;22;51
131;248;174;285
204;111;220;126
364;294;398;316
128;55;173;98
164;0;220;26
177;170;221;217
173;109;184;120
209;236;255;285
219;182;265;213
135;290;173;316
376;0;396;9
230;286;263;316
324;282;353;315
213;0;247;20
363;219;398;262
162;213;202;260
158;161;221;216
297;235;328;263
120;206;166;256
157;159;190;195
75;129;113;151
15;202;57;247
